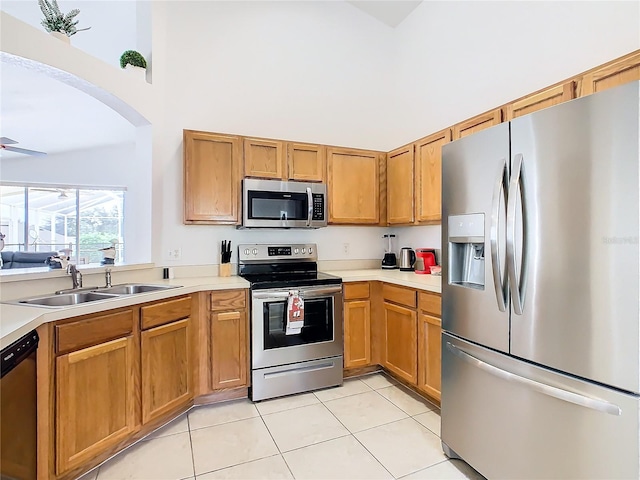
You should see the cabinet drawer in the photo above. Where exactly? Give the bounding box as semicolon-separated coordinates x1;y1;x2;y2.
56;310;134;354
344;282;370;300
382;283;417;309
419;291;441;317
210;289;246;311
141;296;191;330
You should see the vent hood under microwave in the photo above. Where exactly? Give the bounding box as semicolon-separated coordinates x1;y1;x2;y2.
241;179;327;229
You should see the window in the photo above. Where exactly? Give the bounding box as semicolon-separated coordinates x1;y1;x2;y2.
0;184;125;265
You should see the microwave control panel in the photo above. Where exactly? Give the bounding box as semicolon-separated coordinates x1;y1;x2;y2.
312;194;325;220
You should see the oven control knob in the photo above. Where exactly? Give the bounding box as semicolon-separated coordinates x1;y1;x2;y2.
301;247;306;254
294;248;299;254
308;247;313;254
244;248;250;256
252;248;258;255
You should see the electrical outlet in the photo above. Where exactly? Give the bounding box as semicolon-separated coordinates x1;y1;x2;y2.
343;243;350;255
168;248;182;260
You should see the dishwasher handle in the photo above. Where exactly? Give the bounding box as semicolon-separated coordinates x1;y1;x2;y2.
1;330;39;379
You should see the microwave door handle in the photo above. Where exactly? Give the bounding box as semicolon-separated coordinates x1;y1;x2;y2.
306;187;313;227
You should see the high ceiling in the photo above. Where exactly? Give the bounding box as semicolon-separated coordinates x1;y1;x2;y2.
0;1;421;163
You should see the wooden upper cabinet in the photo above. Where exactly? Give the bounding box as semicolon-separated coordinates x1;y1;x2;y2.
415;128;451;224
244;138;285;179
327;147;381;224
505;81;576;120
386;145;415;225
287;142;325;182
56;336;138;474
453;108;502;140
580;50;640;96
183;130;241;224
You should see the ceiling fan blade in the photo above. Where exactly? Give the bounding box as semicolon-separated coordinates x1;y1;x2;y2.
2;146;47;157
0;137;18;145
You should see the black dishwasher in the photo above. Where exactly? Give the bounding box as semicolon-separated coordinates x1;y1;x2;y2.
1;330;38;480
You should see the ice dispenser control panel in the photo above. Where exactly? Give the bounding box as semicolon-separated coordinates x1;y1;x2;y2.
448;213;485;290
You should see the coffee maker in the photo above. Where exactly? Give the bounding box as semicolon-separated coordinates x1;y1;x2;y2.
381;234;398;269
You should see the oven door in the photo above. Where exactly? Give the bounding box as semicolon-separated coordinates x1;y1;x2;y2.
243;179;327;228
251;285;343;369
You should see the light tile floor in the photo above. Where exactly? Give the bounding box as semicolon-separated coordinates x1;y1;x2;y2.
80;373;485;480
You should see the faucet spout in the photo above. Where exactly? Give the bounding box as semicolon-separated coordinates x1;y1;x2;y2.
66;264;83;289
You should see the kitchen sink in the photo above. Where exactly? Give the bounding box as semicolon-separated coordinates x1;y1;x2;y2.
17;292;121;307
98;284;181;295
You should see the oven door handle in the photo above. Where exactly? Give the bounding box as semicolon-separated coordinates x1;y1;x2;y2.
252;285;342;300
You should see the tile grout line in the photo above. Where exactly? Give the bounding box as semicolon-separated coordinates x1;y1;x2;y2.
316;393;396;479
186;413;197;479
256;404;298;479
193;453;284;479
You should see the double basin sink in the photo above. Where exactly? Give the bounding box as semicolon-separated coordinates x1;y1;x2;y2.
11;284;181;308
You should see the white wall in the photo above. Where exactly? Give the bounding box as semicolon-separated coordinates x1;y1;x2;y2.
1;0;137;68
151;1;396;266
388;0;640;148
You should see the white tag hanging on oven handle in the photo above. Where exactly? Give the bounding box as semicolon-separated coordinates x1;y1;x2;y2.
286;290;304;335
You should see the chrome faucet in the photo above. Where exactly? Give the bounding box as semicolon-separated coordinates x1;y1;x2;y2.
67;264;83;289
105;268;112;288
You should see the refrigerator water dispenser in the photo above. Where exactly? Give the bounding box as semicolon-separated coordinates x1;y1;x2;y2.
448;213;485;290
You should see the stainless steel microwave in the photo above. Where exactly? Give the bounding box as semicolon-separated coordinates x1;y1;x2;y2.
242;179;327;228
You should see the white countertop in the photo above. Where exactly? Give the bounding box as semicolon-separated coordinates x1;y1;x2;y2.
327;269;442;293
0;269;441;349
0;276;249;349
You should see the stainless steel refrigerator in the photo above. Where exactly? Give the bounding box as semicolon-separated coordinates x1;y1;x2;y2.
441;81;639;479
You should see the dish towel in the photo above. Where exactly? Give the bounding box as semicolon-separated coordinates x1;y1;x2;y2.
286;290;304;335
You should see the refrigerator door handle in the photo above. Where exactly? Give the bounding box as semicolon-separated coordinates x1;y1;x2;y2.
446;342;622;416
491;158;508;312
506;153;529;315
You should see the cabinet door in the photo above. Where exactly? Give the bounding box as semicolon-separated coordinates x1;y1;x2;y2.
580;50;640;96
184;130;242;224
418;313;441;401
287;142;325;182
344;300;371;368
211;310;248;389
452;108;502;140
383;302;417;385
141;319;192;424
505;81;575;120
327;148;380;224
415;129;451;223
386;145;415;224
56;336;138;474
244;138;285;179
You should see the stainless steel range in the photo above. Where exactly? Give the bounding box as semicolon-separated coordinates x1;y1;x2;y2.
238;243;343;401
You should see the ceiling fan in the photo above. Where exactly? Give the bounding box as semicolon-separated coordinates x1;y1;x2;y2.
0;137;47;157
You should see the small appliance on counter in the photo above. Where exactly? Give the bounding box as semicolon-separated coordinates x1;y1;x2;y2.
399;247;416;271
415;248;437;274
381;234;397;269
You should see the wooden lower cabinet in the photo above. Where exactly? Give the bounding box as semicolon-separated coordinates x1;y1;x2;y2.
344;299;371;368
141;319;192;424
383;301;417;385
418;313;441;401
55;336;138;474
210;309;248;389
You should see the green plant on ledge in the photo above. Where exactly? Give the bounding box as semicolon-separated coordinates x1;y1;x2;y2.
38;0;90;37
120;50;147;70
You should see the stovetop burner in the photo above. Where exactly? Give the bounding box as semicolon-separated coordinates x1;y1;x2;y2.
237;243;342;290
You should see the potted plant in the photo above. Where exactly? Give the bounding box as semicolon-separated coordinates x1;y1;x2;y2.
38;0;90;44
120;50;147;79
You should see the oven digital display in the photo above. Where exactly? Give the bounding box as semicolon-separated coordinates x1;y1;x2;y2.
268;246;292;256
